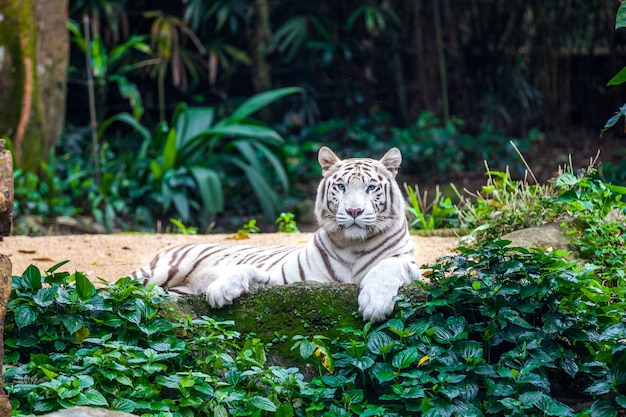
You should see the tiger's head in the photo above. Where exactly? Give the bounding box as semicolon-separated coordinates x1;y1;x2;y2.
315;146;405;243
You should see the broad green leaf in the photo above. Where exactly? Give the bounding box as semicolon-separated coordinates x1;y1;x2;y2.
33;287;57;307
249;395;277;412
608;66;626;86
23;264;43;290
518;391;546;408
90;35;108;79
111;75;144;119
98;112;152;145
372;368;397;383
616;2;626;29
319;375;347;388
392;347;418;370
230;159;281;220
298;340;316;359
15;304;38;328
67;20;86;51
75;272;96;300
109;35;149;64
162;128;178;171
228;87;301;122
171;191;191;223
188;165;224;212
62;315;84;334
205;124;284;145
79;389;109;407
560;358;579;378
275;402;295;417
458;341;482;362
589;399;618;417
175;106;215;147
498;307;533;329
46;260;70;274
367;330;396;355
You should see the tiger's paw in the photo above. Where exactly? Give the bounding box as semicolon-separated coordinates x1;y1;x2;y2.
205;278;249;309
357;289;394;322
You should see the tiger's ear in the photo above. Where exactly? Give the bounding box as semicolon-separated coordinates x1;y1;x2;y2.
318;146;341;172
380;148;402;177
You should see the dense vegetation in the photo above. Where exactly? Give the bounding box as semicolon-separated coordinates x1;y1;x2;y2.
5;165;626;416
4;3;626;415
10;0;626;234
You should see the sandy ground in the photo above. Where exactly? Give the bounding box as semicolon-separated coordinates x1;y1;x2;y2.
1;233;460;283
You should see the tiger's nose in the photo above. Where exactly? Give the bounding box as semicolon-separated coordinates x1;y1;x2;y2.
345;207;364;218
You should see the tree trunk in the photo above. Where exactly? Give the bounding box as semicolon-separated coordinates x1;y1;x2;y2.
249;0;273;119
0;0;68;173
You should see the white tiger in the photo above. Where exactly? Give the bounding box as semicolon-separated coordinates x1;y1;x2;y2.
131;146;422;322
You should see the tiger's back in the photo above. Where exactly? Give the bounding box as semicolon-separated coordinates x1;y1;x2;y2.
132;146;422;322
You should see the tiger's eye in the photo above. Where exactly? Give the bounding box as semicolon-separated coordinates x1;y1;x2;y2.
337;183;345;191
367;184;376;192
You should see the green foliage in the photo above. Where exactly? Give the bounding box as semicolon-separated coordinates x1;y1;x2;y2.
404;184;459;231
68;19;150;120
458;167;560;242
283;111;539;181
4;263;304;416
458;164;626;260
603;2;626;134
297;241;626;416
14;87;300;233
169;218;198;235
235;219;260;239
276;212;300;233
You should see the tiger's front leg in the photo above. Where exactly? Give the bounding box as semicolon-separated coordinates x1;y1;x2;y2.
204;265;272;308
357;258;422;322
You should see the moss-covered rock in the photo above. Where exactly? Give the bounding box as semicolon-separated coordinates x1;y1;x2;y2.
168;282;428;366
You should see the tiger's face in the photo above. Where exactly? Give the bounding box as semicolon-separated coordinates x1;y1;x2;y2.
315;147;405;242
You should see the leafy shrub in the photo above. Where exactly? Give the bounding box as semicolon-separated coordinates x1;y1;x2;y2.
15;87;300;233
4;264;303;416
458;168;560;242
298;241;626;416
404;184;459;231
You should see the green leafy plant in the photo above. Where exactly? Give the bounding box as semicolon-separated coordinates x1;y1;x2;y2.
169;218;198;234
4;263;304;416
404;184;459;231
297;241;626;416
107;86;301;227
603;2;626;134
276;212;300;233
458;165;559;243
68;19;151;121
234;219;260;239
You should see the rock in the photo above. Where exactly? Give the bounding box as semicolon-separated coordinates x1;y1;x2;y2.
0;255;12;416
40;407;138;417
502;222;576;255
169;281;428;366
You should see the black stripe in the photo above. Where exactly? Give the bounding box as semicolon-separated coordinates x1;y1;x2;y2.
314;234;340;282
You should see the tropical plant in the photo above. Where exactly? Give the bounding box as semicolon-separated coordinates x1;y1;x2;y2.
297;241;626;416
4;263;304;416
97;86;300;229
68;19;151;121
404;184;459;231
144;10;206;121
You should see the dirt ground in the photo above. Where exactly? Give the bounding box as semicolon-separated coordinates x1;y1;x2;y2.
1;233;460;283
